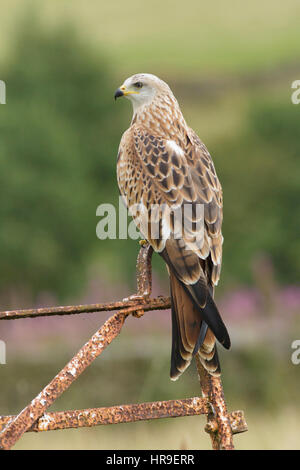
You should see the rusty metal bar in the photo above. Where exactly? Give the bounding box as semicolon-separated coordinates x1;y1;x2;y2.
0;401;247;434
0;243;159;322
0;244;160;322
0;243;247;449
0;397;209;432
0;245;166;322
0;296;170;321
136;243;153;297
195;355;240;450
0;311;126;450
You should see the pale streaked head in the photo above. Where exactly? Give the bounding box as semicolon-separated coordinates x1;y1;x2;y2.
114;73;173;113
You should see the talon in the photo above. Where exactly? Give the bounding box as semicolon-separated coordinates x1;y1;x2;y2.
123;293;149;302
139;239;148;247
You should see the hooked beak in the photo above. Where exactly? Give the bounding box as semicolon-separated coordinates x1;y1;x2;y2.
114;88;124;100
114;85;139;101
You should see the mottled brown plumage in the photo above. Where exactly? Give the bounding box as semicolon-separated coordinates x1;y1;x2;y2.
115;74;230;380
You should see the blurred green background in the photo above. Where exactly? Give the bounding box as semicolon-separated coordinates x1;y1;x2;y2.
0;0;299;450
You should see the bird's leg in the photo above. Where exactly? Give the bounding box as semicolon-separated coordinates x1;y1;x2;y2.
123;241;153;316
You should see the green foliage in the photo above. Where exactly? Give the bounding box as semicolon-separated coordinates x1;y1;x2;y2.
0;15;299;303
1;343;297;415
213;99;300;286
221;343;300;412
0;18;126;299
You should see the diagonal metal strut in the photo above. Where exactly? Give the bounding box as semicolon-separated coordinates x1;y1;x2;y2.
0;243;247;450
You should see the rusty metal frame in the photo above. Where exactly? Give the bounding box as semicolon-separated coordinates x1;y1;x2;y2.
0;243;247;450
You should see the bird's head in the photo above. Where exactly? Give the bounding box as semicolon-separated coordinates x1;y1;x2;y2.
114;73;172;112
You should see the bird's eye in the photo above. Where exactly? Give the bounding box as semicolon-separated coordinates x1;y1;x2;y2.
134;82;143;88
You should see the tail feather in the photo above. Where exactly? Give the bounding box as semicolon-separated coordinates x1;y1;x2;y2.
198;327;221;376
186;282;231;350
169;270;222;381
161;242;230;366
193;321;208;355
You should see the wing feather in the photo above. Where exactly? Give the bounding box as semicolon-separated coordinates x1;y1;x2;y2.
116;124;230;374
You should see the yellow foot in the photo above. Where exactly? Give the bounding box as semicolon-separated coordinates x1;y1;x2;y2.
122;293;150;303
139;239;148;247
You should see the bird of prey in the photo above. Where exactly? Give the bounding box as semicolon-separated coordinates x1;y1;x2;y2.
115;73;230;380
